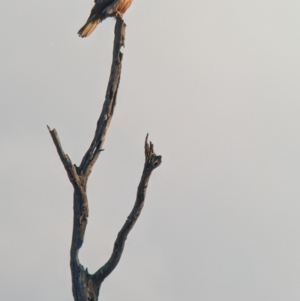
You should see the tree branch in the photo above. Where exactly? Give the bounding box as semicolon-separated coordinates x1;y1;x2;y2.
47;125;82;189
78;17;126;178
93;135;162;282
48;16;162;301
48;17;128;301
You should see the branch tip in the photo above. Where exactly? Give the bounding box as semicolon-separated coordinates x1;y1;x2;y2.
144;135;162;170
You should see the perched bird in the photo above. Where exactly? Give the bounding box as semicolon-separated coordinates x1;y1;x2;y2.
78;0;133;37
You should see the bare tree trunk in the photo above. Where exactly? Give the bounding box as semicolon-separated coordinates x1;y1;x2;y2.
47;17;161;301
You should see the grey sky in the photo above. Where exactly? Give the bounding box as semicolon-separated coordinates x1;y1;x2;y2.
1;0;300;300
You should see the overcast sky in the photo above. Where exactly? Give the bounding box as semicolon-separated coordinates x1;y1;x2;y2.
1;0;300;300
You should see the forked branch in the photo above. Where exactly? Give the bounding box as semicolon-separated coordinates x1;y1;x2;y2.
48;17;162;301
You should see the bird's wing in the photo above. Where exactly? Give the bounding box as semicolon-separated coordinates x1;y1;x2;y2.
89;0;115;19
92;0;122;17
94;0;115;4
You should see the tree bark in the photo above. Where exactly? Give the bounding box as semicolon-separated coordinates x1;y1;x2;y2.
48;17;162;301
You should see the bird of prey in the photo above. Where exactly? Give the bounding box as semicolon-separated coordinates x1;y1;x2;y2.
78;0;133;37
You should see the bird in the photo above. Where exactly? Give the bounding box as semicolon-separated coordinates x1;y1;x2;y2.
78;0;133;38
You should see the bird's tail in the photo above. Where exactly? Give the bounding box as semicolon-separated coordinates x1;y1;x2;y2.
78;18;101;38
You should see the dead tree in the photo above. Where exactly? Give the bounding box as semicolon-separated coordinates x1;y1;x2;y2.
47;18;162;301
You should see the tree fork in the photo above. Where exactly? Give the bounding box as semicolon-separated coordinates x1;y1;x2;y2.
48;17;162;301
